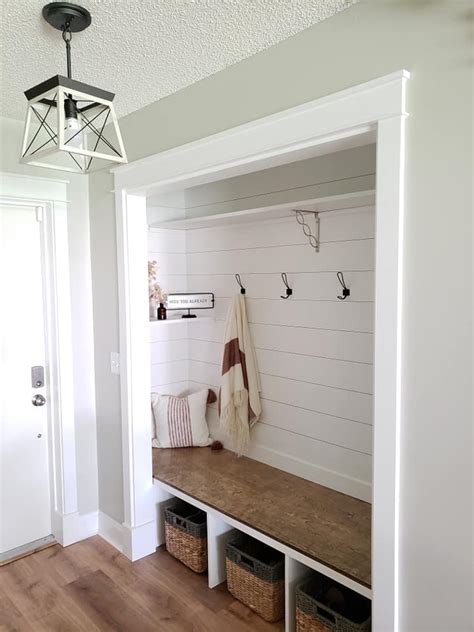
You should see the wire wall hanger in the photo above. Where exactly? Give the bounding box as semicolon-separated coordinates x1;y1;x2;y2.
235;274;246;294
280;273;293;299
294;210;320;252
336;271;350;300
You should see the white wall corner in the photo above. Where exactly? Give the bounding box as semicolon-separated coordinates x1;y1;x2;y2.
98;511;126;553
52;510;98;547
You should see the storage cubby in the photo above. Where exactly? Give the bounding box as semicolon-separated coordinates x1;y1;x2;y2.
225;532;285;623
153;476;371;632
163;500;208;573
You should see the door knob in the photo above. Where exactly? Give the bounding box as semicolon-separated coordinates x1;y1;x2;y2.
32;394;46;407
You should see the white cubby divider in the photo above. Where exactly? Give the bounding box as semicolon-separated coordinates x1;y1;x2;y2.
285;557;312;632
153;478;371;632
153;484;175;548
206;514;236;588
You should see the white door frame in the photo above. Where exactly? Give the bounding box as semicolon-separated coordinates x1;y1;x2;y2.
0;173;81;546
112;70;409;631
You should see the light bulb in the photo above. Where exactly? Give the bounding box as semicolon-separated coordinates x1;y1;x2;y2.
63;98;83;148
65;116;83;148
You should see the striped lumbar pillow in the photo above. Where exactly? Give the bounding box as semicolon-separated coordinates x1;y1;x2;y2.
151;389;214;448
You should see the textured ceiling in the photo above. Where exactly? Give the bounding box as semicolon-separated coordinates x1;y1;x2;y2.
1;0;355;121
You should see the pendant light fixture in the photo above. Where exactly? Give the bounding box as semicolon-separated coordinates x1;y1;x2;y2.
21;2;127;174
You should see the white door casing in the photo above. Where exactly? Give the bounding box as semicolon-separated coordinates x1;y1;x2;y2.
0;173;83;547
0;203;51;553
113;71;409;631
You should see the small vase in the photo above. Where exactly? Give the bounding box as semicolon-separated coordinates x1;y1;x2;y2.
157;303;167;320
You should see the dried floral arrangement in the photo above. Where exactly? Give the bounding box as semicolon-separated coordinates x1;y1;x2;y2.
148;260;168;305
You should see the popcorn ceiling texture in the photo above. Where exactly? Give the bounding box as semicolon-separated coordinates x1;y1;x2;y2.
1;0;356;120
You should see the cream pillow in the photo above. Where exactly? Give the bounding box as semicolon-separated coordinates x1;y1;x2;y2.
151;389;214;448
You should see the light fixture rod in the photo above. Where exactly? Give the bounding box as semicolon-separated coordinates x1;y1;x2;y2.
62;26;73;79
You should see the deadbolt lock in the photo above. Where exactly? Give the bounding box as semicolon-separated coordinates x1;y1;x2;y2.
31;366;45;388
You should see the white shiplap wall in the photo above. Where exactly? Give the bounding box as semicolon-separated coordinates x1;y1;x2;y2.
148;206;375;502
148;229;189;394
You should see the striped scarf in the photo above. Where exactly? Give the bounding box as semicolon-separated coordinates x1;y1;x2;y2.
219;294;261;453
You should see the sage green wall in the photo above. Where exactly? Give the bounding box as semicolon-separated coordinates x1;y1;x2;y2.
89;2;472;630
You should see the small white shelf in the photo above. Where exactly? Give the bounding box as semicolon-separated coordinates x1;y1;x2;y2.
149;316;216;326
149;190;375;231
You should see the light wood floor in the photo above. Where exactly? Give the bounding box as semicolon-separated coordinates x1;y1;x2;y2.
0;536;284;631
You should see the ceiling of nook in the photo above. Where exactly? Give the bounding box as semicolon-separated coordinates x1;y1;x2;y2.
1;0;356;121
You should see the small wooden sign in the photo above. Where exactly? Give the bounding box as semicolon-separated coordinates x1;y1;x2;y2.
166;293;214;311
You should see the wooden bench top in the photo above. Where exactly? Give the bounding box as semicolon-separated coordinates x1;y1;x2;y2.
152;447;371;588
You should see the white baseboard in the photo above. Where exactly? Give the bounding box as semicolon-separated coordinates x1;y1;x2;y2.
246;443;372;503
98;511;126;552
98;512;157;561
122;519;157;561
52;510;98;546
50;509;158;558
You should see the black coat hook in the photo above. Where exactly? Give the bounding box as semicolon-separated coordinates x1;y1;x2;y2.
280;273;293;299
235;274;246;294
336;271;350;300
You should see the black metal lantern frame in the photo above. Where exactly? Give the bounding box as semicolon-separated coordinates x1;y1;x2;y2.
20;2;127;174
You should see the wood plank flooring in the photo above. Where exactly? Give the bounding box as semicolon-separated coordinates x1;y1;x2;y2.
0;536;284;631
153;447;371;587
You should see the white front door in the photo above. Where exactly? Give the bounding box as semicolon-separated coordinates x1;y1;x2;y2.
0;202;51;555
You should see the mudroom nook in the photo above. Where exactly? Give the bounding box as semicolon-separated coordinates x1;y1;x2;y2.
146;142;375;630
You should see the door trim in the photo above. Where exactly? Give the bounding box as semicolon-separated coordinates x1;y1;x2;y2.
1;173;80;546
113;71;409;631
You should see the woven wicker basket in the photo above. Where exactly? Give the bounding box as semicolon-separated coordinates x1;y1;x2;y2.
296;575;371;632
225;535;285;623
164;501;207;573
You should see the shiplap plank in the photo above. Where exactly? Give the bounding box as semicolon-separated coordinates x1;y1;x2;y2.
209;298;374;333
205;400;371;454
247;299;374;333
187;270;375;302
148;252;187;276
187;239;374;275
260;373;372;424
149;274;188;295
150;321;189;342
148;228;186;253
250;323;373;363
151;360;188;387
186;208;375;253
188;360;372;424
187;319;374;363
205;406;372;480
245;441;371;501
259;399;372;453
319;208;375;242
188;340;373;393
256;348;372;394
151;339;188;364
249;423;372;482
151;380;189;396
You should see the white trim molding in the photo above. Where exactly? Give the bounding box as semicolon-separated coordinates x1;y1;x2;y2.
52;510;98;547
98;511;126;552
98;512;156;561
113;70;409;632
